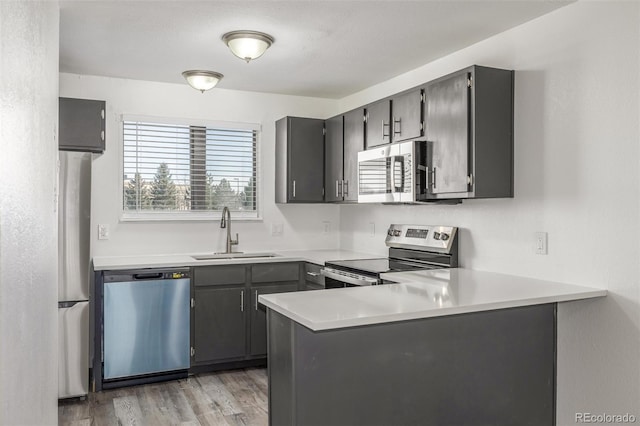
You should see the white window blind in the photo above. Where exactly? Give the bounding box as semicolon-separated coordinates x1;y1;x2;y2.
122;118;258;218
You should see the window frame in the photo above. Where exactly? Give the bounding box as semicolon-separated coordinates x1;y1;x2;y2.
118;114;262;222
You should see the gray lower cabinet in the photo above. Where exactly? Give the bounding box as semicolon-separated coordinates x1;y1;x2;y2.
303;262;324;290
192;262;301;368
193;286;246;363
425;65;514;199
275;116;325;203
59;97;106;153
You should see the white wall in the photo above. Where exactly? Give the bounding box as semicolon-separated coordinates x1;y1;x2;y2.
0;1;60;424
59;74;341;257
339;1;640;423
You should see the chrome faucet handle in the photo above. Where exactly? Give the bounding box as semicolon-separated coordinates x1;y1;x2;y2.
232;233;239;246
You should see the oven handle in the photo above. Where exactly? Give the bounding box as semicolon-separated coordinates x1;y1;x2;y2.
321;268;378;286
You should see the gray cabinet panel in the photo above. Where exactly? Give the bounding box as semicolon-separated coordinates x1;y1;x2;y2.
342;108;364;202
193;265;245;286
250;284;298;356
251;263;299;283
424;65;514;199
324;115;344;202
425;72;470;195
275;117;325;203
303;262;324;286
268;304;555;425
59;97;106;153
365;100;391;148
193;286;246;363
391;89;423;142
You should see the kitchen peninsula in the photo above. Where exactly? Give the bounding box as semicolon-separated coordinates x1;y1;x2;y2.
260;269;606;426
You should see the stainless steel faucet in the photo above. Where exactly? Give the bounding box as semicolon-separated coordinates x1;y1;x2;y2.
220;206;239;254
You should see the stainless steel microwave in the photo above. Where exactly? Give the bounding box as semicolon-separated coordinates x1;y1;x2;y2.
357;140;429;203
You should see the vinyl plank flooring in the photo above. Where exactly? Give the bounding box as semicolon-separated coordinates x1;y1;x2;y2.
58;368;268;426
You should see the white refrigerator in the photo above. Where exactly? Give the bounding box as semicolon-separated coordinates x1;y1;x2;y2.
58;151;92;399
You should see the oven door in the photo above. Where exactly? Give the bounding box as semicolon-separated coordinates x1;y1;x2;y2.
321;268;380;288
357;142;416;203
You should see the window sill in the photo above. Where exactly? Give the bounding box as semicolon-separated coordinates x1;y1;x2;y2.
120;212;263;223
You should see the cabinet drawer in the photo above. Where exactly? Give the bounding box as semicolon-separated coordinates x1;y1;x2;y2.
193;265;246;286
304;262;324;285
252;263;300;283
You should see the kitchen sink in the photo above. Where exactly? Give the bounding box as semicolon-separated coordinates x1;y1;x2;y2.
191;252;281;261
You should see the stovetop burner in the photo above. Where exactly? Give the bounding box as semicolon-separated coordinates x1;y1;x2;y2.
324;257;443;276
322;225;458;288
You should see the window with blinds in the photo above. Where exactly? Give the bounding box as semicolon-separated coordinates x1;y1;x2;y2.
122;117;258;218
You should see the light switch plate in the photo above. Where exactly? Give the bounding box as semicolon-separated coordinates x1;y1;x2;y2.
271;223;284;236
535;232;548;255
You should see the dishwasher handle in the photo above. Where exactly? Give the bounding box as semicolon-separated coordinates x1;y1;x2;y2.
133;272;164;280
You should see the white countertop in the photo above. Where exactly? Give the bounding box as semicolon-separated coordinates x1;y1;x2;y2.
92;249;379;270
258;268;607;331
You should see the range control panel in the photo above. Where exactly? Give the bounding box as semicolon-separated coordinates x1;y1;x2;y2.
385;224;457;253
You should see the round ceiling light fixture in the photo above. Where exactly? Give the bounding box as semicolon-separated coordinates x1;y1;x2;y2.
181;70;224;93
222;30;275;63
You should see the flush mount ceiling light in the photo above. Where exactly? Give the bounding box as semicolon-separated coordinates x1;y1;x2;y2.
222;30;275;63
182;70;224;93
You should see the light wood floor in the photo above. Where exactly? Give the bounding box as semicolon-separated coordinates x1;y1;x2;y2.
58;368;268;426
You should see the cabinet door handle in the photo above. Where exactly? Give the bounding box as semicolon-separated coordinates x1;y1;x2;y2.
255;290;259;311
431;167;437;189
292;180;296;198
393;117;401;135
100;130;105;141
306;272;319;277
335;180;340;198
382;120;390;139
240;290;244;312
343;180;348;197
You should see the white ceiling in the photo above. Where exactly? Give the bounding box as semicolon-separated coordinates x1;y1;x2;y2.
60;0;572;99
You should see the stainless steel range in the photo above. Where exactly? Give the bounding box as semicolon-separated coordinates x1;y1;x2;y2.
322;224;458;288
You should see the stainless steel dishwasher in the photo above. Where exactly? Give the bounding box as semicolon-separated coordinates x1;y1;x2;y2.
102;268;190;387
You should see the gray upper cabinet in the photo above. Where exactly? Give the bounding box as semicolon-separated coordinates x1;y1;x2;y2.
324;115;344;203
425;65;514;199
364;99;391;149
365;89;423;149
324;109;364;203
391;89;424;143
342;108;364;202
275;117;325;203
59;97;106;153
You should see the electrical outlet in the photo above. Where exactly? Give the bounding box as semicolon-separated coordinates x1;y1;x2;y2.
322;221;331;234
98;224;110;240
369;222;376;237
535;232;548;255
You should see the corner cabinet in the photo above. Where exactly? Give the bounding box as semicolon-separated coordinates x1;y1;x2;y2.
59;97;106;153
275;117;325;203
425;65;514;199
